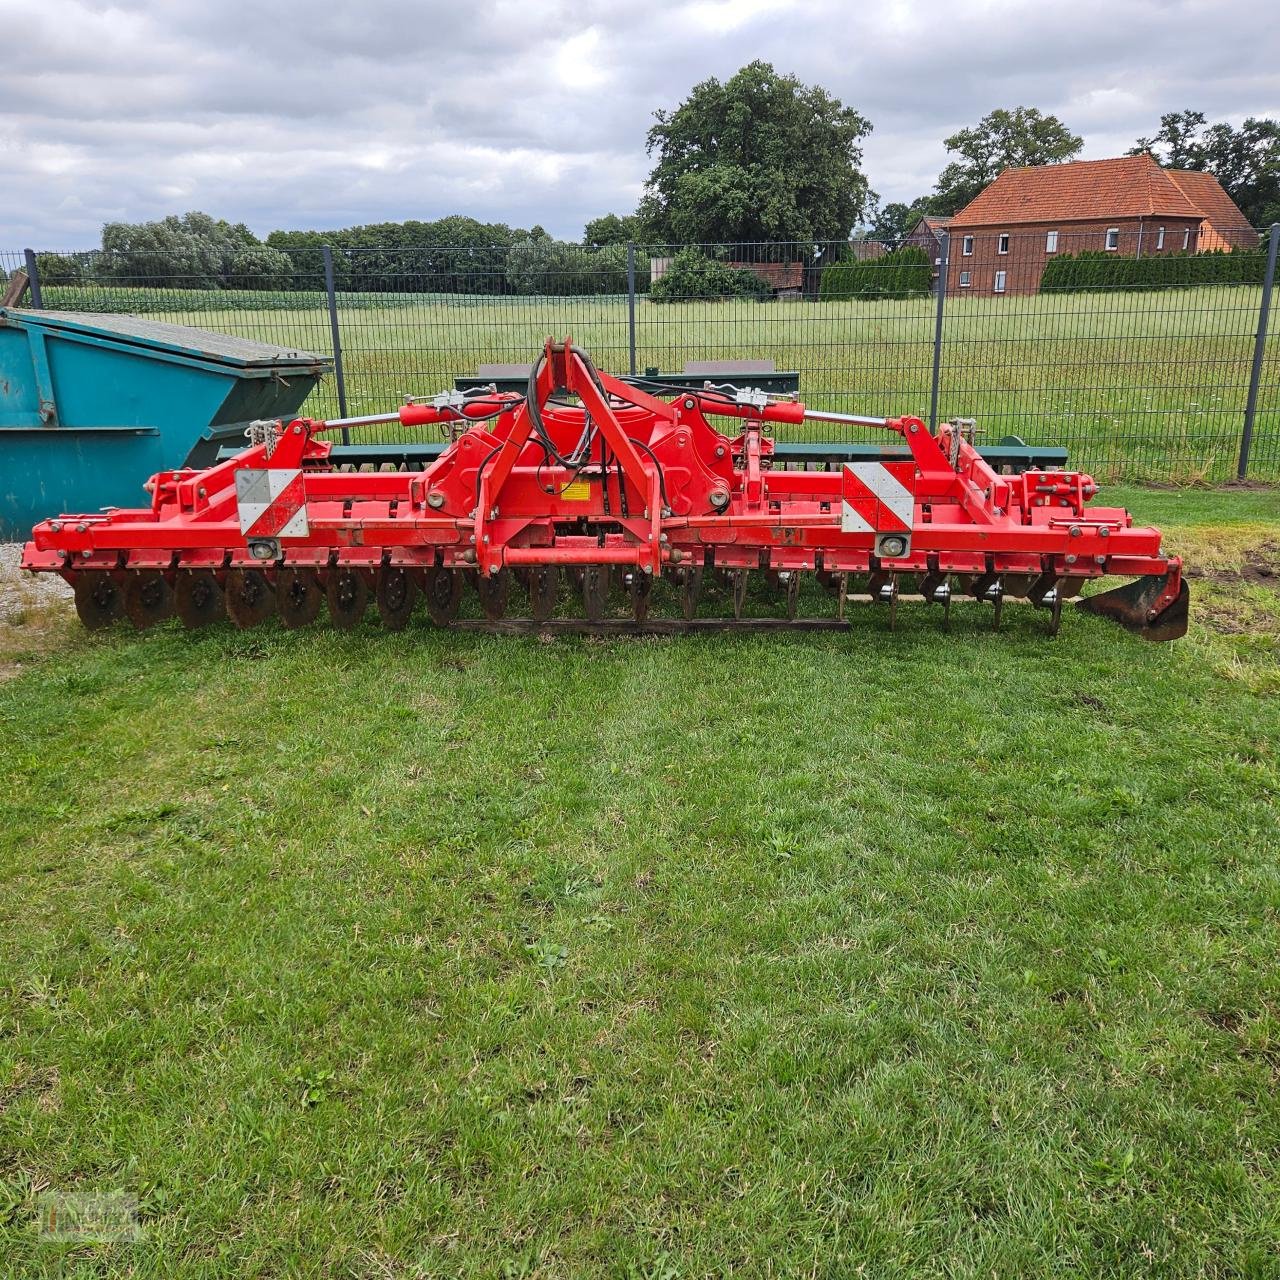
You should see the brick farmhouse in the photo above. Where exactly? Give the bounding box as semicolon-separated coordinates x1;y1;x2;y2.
938;153;1256;296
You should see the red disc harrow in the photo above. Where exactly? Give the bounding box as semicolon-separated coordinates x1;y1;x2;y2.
22;338;1189;641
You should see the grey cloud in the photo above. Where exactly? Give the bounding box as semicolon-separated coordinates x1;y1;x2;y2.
0;0;1275;248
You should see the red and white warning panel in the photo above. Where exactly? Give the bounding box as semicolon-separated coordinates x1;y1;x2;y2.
840;461;916;534
235;468;309;539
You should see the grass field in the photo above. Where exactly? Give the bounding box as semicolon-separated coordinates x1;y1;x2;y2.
41;283;1280;485
1;485;1278;1277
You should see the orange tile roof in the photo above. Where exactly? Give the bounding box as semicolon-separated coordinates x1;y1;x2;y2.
1165;169;1256;234
951;154;1219;226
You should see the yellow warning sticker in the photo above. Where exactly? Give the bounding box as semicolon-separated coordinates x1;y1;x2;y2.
559;479;592;502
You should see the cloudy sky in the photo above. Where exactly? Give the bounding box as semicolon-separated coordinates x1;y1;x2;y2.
2;0;1276;248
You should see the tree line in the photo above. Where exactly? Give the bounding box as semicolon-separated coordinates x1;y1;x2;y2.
30;65;1277;298
36;214;639;296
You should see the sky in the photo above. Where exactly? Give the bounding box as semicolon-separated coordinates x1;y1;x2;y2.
1;0;1276;249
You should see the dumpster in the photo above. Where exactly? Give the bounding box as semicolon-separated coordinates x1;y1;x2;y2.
0;308;330;537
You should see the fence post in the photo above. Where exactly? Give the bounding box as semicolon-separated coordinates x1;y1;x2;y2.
928;231;950;431
626;242;637;376
321;246;350;442
23;249;43;308
1238;222;1279;481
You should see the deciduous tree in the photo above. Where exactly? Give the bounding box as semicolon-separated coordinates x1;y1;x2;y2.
931;107;1083;215
638;61;872;246
583;214;642;247
98;212;258;287
1131;111;1280;228
867;198;938;245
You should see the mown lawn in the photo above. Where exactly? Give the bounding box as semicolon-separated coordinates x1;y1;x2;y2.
1;486;1278;1278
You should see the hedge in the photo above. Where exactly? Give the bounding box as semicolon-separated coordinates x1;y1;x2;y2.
819;246;932;301
1040;247;1267;294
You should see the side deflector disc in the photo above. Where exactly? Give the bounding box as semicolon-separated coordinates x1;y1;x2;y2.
1076;572;1190;643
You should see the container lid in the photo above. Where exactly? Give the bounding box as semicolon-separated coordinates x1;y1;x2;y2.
0;308;328;370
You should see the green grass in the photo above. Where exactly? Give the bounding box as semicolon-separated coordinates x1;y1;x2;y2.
40;284;1280;485
1;486;1279;1277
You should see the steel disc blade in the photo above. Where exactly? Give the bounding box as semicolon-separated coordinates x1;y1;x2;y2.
73;570;124;630
784;572;799;621
175;570;225;629
1027;572;1060;609
529;565;559;623
326;568;369;629
582;565;607;623
423;567;463;626
276;568;322;629
376;567;418;630
630;571;651;623
969;572;999;601
225;568;276;629
476;568;510;621
681;566;703;621
123;570;175;630
1049;589;1064;637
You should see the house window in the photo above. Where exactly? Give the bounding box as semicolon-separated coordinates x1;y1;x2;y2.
1156;226;1165;250
1105;228;1120;251
1182;228;1191;250
994;270;1007;293
962;235;974;256
959;271;971;287
1045;230;1058;253
997;233;1010;255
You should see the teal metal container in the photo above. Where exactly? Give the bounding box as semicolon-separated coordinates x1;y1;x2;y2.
0;308;330;537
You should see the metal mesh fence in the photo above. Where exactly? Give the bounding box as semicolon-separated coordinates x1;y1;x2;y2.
4;227;1276;483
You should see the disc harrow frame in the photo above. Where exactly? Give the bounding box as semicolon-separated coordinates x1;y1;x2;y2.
22;338;1188;642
